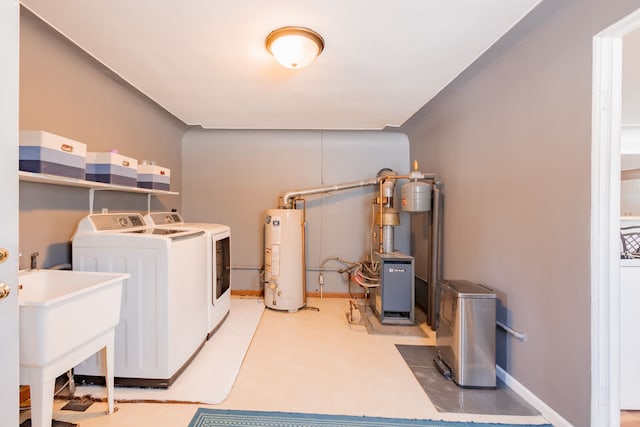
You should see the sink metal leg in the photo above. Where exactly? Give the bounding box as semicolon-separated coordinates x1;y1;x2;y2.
103;333;115;414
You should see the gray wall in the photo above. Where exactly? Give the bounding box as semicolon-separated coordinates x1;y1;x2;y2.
181;129;410;293
400;0;640;425
18;9;187;269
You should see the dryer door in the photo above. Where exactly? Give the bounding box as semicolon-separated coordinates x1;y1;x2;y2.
215;236;230;300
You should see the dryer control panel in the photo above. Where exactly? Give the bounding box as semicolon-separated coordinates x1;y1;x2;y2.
147;212;183;226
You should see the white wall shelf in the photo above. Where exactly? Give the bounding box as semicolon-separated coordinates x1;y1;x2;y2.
19;170;178;195
19;170;178;213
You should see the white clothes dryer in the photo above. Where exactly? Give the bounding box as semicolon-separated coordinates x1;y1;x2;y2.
72;212;207;388
145;211;231;339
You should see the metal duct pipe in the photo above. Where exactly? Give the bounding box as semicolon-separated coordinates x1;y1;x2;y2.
429;183;442;329
383;225;395;253
380;176;396;201
376;169;398;253
280;178;379;208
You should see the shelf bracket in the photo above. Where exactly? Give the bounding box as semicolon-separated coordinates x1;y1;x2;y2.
89;188;95;215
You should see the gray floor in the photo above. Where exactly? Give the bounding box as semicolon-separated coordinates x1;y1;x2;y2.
396;345;540;416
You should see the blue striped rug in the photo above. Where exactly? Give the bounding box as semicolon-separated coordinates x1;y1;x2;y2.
188;408;553;427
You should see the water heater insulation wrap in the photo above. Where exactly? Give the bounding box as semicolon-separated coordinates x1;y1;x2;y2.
264;208;305;311
401;181;432;212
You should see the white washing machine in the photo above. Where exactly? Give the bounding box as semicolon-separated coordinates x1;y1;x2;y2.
145;211;231;339
72;212;208;388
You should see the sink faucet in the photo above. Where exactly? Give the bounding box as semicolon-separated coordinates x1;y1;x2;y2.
30;251;39;270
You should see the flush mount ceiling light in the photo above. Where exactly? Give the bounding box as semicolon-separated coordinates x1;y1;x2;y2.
265;26;324;69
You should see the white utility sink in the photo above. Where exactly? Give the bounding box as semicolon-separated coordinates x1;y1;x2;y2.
19;269;128;427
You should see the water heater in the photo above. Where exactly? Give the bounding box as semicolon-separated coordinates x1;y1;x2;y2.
264;208;306;311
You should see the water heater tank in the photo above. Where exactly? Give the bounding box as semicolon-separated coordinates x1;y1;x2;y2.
401;181;432;213
264;208;306;312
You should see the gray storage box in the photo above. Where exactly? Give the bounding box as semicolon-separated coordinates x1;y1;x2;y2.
19;130;87;179
435;279;496;388
137;163;170;191
86;152;138;187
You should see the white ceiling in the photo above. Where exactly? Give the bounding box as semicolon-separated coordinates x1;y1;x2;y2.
21;0;542;130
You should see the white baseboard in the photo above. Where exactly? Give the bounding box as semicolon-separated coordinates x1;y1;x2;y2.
496;365;573;427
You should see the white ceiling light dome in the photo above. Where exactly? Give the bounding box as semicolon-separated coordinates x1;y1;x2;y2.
265;26;325;69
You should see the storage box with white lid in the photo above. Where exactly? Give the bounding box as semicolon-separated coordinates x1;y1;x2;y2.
137;163;170;191
19;130;87;179
86;152;138;187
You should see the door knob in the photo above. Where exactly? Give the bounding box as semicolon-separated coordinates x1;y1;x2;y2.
0;283;10;300
0;248;8;263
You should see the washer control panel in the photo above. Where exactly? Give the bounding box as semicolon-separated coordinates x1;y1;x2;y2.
88;213;147;231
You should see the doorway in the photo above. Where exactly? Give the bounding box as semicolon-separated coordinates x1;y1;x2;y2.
592;7;640;427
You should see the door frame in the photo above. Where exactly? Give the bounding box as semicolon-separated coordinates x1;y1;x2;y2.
0;1;20;426
591;8;640;427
